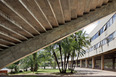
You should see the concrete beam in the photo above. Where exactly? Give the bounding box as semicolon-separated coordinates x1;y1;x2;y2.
0;0;116;69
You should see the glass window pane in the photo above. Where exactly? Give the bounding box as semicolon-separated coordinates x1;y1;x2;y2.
113;32;116;38
103;25;107;31
106;21;110;28
102;39;107;45
109;18;113;26
113;14;116;23
100;27;103;34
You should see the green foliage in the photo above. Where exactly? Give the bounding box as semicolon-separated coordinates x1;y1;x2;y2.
37;50;54;69
7;61;20;73
7;30;90;74
7;64;15;70
44;30;90;73
19;55;33;70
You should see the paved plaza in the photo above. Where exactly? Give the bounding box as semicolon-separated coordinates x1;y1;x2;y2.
1;67;116;77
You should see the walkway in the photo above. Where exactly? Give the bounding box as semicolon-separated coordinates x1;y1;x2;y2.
1;67;116;77
74;67;116;76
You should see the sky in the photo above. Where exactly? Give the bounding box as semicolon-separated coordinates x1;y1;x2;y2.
83;21;99;34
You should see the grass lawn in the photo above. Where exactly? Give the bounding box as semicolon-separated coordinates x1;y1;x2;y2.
10;69;71;75
37;69;59;73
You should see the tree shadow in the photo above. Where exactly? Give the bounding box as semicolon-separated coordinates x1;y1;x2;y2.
74;70;100;75
1;74;116;77
0;70;116;77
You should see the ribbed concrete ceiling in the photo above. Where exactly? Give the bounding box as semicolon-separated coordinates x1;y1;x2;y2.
0;0;109;51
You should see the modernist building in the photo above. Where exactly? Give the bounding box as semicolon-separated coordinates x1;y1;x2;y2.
78;13;116;70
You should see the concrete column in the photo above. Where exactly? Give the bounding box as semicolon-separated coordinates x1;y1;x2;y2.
77;60;79;67
85;59;88;68
101;54;104;70
92;57;95;69
80;60;82;68
112;57;115;70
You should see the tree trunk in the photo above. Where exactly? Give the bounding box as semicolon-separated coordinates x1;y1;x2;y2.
44;66;46;69
34;63;38;71
14;66;18;73
33;53;38;72
70;50;75;73
58;42;63;71
63;53;66;73
52;49;61;73
31;64;34;72
76;50;80;67
66;53;70;70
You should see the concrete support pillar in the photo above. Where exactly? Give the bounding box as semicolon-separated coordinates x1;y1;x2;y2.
92;57;95;69
101;54;104;70
80;60;82;68
112;57;115;70
85;59;88;68
76;60;78;67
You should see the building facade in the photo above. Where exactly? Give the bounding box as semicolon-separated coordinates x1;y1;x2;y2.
78;12;116;70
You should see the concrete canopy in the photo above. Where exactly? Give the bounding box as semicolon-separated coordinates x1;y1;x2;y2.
0;0;116;69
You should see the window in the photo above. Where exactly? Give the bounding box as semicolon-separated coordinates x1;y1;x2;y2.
109;18;113;26
100;27;104;35
91;46;94;51
113;32;116;38
96;32;99;37
107;33;114;42
95;42;100;48
90;46;94;52
102;39;107;45
86;49;89;52
98;42;101;48
103;25;107;31
95;44;98;49
88;31;116;52
106;21;110;28
113;14;116;23
100;40;103;46
94;45;96;50
90;14;116;42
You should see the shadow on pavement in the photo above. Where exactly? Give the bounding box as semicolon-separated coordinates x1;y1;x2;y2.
1;75;116;77
0;69;115;77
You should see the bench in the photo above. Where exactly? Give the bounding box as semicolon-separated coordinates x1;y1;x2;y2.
0;70;8;75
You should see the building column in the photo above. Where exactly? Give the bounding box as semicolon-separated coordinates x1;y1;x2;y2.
101;54;104;70
85;59;88;68
112;57;115;70
76;60;78;67
80;60;82;68
92;57;95;69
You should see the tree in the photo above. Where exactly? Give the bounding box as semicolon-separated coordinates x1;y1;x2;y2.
45;30;90;73
45;45;62;72
37;50;53;69
19;55;32;71
20;52;38;72
32;52;38;71
7;64;15;73
7;30;90;74
7;61;20;73
69;31;90;73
